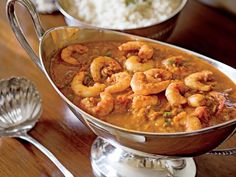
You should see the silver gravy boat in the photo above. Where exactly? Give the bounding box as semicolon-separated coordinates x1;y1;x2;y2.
6;0;236;176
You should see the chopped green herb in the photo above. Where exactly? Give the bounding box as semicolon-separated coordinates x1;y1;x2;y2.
164;118;172;127
163;111;172;118
166;59;174;65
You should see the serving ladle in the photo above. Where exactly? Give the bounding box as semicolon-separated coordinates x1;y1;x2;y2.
0;77;74;177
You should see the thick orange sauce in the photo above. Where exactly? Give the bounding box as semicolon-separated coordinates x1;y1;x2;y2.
50;41;236;133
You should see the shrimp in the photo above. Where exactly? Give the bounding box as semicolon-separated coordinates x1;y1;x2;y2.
132;95;159;109
162;56;187;70
118;41;154;61
105;71;131;93
184;70;213;91
165;81;187;107
209;91;226;115
80;92;114;117
130;68;172;95
71;72;106;97
194;106;209;124
144;68;172;82
125;56;154;72
173;112;202;132
61;44;88;65
90;56;122;82
187;94;206;107
186;116;202;132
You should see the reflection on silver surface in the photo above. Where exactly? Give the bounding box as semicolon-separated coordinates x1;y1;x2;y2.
91;137;196;177
0;76;74;177
0;77;41;134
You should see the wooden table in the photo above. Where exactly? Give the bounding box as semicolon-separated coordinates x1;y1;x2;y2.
0;0;235;177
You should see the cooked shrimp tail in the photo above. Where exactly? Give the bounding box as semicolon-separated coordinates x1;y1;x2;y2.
187;94;206;107
71;72;106;97
80;92;114;117
105;71;131;93
165;81;187;107
125;56;154;72
194;106;209;124
184;70;213;91
162;56;187;70
61;44;88;65
90;56;122;82
173;112;202;132
131;68;172;95
118;41;154;60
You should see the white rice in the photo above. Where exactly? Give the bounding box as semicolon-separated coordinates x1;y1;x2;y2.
69;0;182;29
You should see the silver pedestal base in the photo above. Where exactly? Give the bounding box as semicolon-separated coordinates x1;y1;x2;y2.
91;137;196;177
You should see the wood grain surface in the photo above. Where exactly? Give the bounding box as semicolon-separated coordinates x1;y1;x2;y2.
0;0;235;177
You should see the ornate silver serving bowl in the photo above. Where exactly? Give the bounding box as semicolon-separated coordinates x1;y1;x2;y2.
6;0;236;176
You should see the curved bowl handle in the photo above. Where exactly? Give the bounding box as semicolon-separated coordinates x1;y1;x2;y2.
6;0;45;70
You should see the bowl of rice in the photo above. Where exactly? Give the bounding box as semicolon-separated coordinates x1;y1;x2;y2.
56;0;187;40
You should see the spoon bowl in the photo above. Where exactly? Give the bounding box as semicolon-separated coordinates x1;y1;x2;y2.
0;77;74;177
0;77;41;135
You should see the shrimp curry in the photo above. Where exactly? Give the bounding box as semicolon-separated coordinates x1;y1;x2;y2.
50;41;236;133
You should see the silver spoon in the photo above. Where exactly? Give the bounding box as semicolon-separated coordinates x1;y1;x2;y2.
0;77;74;177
